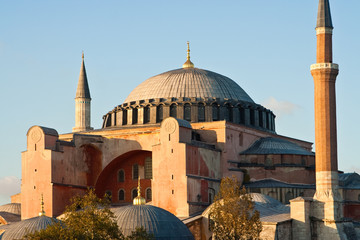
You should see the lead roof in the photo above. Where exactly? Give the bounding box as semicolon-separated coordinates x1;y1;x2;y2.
124;68;254;104
75;55;91;99
316;0;333;28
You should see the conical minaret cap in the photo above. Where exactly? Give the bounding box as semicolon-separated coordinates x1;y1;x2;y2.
75;52;91;99
316;0;333;28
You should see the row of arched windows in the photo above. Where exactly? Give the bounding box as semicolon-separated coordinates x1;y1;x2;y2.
106;188;152;201
117;158;152;182
104;102;275;132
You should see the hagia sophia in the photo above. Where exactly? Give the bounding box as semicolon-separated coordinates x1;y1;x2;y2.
1;0;360;239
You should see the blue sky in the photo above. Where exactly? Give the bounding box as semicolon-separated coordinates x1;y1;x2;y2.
0;0;359;205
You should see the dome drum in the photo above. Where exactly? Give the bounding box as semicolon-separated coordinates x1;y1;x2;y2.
102;97;276;133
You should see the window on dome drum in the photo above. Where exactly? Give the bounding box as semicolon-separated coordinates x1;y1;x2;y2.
133;164;139;180
184;103;191;121
250;109;255;125
170;104;177;118
132;108;138;124
156;105;163;123
122;110;128;125
198;103;205;122
132;189;138;199
105;114;111;127
239;107;245;124
118;189;125;201
105;190;112;201
224;104;233;122
285;191;294;204
212;104;219;121
145;157;152;179
113;113;117;126
146;188;152;200
118;169;125;182
144;106;150;123
259;110;264;127
266;112;270;129
358;194;360;202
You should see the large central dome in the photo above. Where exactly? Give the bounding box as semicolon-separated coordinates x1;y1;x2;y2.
124;68;254;104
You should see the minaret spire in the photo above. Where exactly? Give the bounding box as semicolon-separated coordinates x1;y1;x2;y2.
311;0;341;222
316;0;333;29
73;52;93;132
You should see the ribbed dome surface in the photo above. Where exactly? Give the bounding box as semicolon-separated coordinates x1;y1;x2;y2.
124;68;254;103
240;137;314;156
1;216;58;240
0;203;21;215
113;205;194;239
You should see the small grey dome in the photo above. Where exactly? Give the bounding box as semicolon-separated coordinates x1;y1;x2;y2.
124;68;254;103
113;205;194;239
1;215;58;240
0;203;21;215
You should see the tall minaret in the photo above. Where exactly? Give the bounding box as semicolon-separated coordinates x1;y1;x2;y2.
310;0;341;221
73;52;92;132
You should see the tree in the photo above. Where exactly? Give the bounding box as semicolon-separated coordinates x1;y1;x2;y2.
209;176;262;240
24;189;124;240
126;227;154;240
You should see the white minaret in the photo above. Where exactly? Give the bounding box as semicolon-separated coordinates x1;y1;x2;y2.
73;52;92;132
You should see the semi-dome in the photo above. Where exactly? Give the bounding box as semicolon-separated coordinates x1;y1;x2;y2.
113;205;194;239
124;68;254;104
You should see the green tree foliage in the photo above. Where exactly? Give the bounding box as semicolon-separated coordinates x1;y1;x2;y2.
24;189;123;240
126;226;154;240
209;176;262;240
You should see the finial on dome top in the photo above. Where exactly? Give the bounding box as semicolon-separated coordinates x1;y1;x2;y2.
39;194;46;216
182;41;194;69
133;176;146;205
82;51;84;59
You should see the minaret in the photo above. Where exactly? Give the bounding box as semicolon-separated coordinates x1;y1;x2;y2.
73;52;92;132
311;0;341;221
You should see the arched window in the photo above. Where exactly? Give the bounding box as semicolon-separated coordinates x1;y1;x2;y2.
358;194;360;202
105;190;112;201
250;109;255;125
132;108;138;124
156;105;163;123
212;103;219;121
184;103;191;121
198;103;205;122
170;104;177;118
224;104;233;122
105;114;111;127
285;191;294;204
144;106;150;123
118;189;125;201
132;189;138;199
145;157;152;179
132;164;139;180
146;188;152;201
239;107;245;124
265;112;270;129
118;169;125;182
259;110;263;127
122;109;128;125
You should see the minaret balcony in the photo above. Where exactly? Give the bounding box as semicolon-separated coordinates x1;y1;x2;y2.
310;63;339;71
